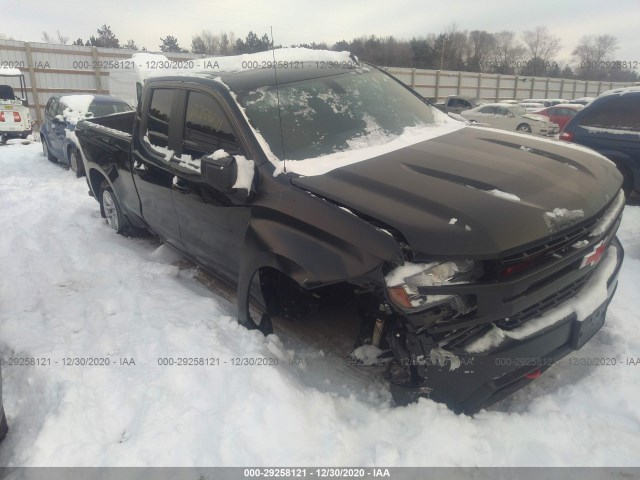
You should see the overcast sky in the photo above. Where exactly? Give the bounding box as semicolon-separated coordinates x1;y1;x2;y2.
4;0;640;65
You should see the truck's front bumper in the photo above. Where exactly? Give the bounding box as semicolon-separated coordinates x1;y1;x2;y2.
390;237;624;414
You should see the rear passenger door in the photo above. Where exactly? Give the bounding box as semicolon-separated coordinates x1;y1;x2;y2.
170;88;253;283
131;87;183;247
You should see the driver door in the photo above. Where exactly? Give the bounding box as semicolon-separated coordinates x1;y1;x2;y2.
170;88;253;284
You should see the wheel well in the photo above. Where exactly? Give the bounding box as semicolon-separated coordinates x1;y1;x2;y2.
254;266;374;319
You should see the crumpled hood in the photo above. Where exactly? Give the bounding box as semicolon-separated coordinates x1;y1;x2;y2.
291;126;622;258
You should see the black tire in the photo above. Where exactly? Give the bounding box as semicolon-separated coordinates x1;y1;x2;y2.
41;136;58;163
99;181;126;234
0;405;7;444
69;146;85;177
0;135;7;145
516;123;532;134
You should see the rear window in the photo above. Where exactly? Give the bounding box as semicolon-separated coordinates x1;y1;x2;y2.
88;102;132;117
579;95;640;132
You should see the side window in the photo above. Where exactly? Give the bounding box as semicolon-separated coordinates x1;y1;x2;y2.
54;100;65;117
478;106;496;115
495;107;509;116
148;89;174;148
579;96;640;132
45;98;57;117
460;100;471;108
182;91;242;158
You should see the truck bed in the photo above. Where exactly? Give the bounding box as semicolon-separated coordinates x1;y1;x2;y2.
75;111;134;167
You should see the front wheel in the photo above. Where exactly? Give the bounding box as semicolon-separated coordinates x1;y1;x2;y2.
99;181;125;234
516;123;532;134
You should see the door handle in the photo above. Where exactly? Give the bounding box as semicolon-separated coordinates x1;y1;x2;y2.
172;177;190;194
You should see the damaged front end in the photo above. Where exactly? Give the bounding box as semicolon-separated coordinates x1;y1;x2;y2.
368;191;626;414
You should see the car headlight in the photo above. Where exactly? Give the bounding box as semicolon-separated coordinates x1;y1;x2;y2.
385;260;479;314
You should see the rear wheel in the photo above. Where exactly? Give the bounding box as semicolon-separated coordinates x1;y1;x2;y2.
99;181;125;234
517;123;532;134
0;135;7;145
41;137;57;163
69;146;84;177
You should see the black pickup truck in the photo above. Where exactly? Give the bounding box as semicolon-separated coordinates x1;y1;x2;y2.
76;56;625;413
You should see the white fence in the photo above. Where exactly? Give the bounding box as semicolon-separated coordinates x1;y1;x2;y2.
385;67;632;101
1;39;635;127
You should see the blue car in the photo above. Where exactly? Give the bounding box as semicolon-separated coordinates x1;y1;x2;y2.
40;94;132;176
560;87;640;197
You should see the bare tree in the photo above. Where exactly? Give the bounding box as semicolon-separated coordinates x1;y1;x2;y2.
192;30;237;55
42;30;69;45
490;31;526;74
572;35;618;80
521;26;561;76
468;30;495;73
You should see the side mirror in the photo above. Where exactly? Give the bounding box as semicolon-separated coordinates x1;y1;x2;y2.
201;154;237;191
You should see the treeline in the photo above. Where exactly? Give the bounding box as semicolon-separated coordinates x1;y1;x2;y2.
33;24;639;82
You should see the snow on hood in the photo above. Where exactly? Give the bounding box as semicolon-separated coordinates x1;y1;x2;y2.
60;95;95;126
275;121;465;177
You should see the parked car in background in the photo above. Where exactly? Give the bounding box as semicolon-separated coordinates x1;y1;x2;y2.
437;95;489;114
560;87;640;196
0;68;33;144
40;94;132;176
568;97;596;106
461;103;559;136
518;102;546;113
521;98;568;107
536;104;584;131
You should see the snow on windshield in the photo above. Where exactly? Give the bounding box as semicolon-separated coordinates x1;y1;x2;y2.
235;68;462;176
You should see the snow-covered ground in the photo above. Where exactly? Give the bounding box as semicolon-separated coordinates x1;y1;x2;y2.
0;141;640;466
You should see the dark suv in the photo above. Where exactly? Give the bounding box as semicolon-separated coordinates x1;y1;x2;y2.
40;94;132;176
560;87;640;196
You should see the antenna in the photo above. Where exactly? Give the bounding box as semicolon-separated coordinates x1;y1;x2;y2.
270;26;286;168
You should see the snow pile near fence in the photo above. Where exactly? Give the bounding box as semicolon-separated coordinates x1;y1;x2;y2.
0;143;640;467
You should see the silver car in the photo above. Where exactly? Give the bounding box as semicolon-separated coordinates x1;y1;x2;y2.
461;103;559;136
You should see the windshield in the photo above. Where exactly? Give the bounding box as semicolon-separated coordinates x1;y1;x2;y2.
512;105;527;115
236;68;439;161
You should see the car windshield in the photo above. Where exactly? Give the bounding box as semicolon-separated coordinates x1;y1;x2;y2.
474;98;488;105
88;102;132;117
511;105;526;115
236;68;438;161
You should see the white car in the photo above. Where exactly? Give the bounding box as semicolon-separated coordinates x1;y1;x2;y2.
0;68;33;144
461;103;559;136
